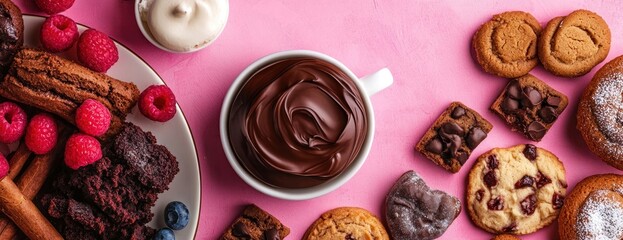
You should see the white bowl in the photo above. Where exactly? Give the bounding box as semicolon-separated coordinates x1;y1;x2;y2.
134;0;229;53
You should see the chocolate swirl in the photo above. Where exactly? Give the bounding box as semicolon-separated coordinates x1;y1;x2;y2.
228;57;368;188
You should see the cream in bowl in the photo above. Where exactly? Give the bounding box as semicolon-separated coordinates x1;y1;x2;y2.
136;0;229;53
220;50;393;200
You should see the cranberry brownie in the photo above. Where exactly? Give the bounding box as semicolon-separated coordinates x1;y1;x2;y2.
416;102;492;173
385;171;460;240
466;144;567;235
491;74;568;141
559;174;623;240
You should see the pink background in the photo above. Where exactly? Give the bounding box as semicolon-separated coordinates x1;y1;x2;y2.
14;0;623;239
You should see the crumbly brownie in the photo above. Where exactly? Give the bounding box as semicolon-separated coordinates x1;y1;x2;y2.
466;144;567;235
221;204;290;240
491;74;568;141
0;0;23;76
416;102;492;173
0;48;140;140
385;171;460;240
40;123;179;240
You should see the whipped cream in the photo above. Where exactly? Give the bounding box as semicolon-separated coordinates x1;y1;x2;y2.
139;0;228;52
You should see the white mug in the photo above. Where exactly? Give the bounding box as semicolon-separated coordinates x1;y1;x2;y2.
219;50;393;200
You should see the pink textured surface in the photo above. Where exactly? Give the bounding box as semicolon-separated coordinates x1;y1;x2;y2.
14;0;623;239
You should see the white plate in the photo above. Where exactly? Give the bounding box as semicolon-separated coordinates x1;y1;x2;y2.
21;15;200;239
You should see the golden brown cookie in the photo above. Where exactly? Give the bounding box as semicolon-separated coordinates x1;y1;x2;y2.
466;144;567;235
303;207;389;240
538;9;610;77
577;55;623;170
473;11;541;78
491;234;521;240
558;174;623;240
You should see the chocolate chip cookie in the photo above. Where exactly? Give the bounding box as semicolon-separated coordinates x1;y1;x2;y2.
558;174;623;240
577;55;623;170
491;74;568;141
416;102;492;173
473;11;541;78
221;204;290;240
385;171;460;240
466;144;567;235
539;9;611;77
303;207;389;240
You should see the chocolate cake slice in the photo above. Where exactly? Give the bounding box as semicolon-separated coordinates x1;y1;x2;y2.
40;123;179;240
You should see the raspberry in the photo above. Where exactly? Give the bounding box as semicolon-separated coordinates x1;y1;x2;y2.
64;133;102;170
0;154;8;180
77;29;119;72
0;102;27;144
35;0;75;15
139;85;177;122
40;15;79;52
75;99;111;137
25;113;58;155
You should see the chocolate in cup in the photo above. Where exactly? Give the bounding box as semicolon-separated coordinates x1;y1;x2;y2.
220;50;392;200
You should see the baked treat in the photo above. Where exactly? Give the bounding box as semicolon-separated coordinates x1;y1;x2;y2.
466;144;567;235
303;207;388;240
558;174;623;240
491;74;568;141
577;55;623;170
385;170;460;240
41;123;179;239
538;9;610;77
472;11;541;78
0;0;23;76
416;102;492;173
221;204;290;240
492;234;521;240
0;48;140;140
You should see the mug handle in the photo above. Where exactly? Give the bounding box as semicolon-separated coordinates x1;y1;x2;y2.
358;68;393;96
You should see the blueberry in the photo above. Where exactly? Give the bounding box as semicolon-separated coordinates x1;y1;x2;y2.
153;228;175;240
165;201;189;230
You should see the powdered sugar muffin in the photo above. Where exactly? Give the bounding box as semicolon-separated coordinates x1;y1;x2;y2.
578;55;623;170
558;174;623;240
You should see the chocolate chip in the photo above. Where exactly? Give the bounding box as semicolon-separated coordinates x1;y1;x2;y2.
502;222;517;233
425;138;443;154
536;171;552;188
484;171;497;188
451;106;466;119
456;151;469;165
476;189;485;202
521;86;543;107
487;196;504;210
487;155;499;169
232;222;251;238
559;180;568;188
501;97;519;113
345;234;355;240
552;194;564;209
264;229;280;240
507;80;521;99
546;96;561;107
520;194;537;215
522;144;537;160
440;122;464;136
539;106;558;123
466;127;487;149
527;121;547;141
514;175;535;189
447;135;462;158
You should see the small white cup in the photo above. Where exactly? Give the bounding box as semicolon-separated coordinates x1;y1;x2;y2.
220;50;393;200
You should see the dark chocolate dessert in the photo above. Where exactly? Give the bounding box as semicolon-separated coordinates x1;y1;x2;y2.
40;123;179;239
0;0;23;76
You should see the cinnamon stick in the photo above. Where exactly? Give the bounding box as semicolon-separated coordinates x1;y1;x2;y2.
0;177;62;240
7;144;30;180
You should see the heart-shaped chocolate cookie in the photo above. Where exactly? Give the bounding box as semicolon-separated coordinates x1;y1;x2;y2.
385;170;461;240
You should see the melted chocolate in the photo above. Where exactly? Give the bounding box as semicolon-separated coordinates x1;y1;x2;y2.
228;57;368;188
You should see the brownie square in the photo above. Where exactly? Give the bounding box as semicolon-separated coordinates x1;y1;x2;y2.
490;74;568;141
416;102;493;173
221;204;290;240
